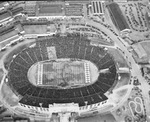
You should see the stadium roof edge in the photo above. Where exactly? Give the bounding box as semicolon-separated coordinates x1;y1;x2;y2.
45;0;89;1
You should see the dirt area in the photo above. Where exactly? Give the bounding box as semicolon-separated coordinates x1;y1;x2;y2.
89;61;99;83
27;63;38;86
114;73;130;89
108;48;129;68
23;25;47;34
1;82;19;107
0;68;4;83
77;113;116;122
116;89;128;98
90;37;114;46
140;41;150;56
129;31;148;42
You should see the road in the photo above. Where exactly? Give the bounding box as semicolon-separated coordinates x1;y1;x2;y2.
0;17;149;121
86;19;150;119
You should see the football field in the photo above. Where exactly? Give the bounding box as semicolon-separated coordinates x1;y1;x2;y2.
37;61;86;88
39;4;63;14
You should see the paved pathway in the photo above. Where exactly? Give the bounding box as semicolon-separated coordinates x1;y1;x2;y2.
86;19;150;119
0;17;149;121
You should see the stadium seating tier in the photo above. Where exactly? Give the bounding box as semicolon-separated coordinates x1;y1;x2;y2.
7;35;117;107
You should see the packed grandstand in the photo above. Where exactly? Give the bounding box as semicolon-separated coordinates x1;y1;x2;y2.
7;34;117;108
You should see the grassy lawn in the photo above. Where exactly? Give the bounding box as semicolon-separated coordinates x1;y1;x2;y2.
39;4;63;14
1;82;19;107
108;48;129;67
114;73;130;89
23;25;47;34
77;114;116;122
0;68;4;83
140;41;150;56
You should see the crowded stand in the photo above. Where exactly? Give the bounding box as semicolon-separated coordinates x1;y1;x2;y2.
7;34;117;108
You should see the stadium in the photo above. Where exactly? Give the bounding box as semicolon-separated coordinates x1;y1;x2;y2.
8;34;117;107
0;0;150;122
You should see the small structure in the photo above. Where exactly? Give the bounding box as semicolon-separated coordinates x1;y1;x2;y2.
24;1;37;16
113;0;127;2
132;43;147;59
89;1;105;15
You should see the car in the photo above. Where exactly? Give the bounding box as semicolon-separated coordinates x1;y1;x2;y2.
0;47;6;52
10;41;18;46
18;39;24;42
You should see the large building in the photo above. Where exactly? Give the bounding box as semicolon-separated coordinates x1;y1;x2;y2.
106;2;130;31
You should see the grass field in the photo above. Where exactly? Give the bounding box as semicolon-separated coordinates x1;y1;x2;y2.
108;48;129;67
0;69;4;84
23;25;47;34
39;4;63;14
38;61;85;87
78;113;116;122
114;73;130;89
1;82;19;107
140;41;150;56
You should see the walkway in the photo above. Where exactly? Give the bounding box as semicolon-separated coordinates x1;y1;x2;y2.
86;19;150;118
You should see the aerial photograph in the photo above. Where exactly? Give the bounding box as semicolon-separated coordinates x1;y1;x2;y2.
0;0;150;122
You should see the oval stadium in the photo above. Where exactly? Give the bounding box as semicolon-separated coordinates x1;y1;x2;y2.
0;1;150;122
8;34;117;108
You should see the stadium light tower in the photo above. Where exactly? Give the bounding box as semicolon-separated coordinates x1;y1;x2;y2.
39;103;42;106
5;78;8;83
84;101;88;106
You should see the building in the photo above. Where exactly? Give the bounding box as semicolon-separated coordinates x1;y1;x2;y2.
24;1;37;16
106;2;130;31
113;0;127;2
89;1;105;15
0;11;11;24
132;43;147;59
